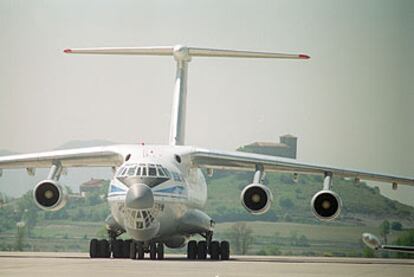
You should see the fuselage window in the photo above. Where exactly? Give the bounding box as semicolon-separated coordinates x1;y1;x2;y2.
137;167;141;176
142;167;147;176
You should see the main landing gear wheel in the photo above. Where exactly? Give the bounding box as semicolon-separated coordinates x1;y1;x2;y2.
210;241;220;260
90;239;111;258
111;239;131;259
197;241;207;260
186;239;230;260
187;240;197;260
220;241;230;260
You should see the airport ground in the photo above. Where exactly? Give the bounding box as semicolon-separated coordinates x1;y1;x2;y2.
0;252;413;277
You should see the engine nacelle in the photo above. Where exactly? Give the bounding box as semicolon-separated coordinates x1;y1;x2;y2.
311;190;342;221
33;180;68;211
241;183;273;215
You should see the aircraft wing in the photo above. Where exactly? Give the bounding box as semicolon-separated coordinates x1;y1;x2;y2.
188;148;414;186
0;146;125;171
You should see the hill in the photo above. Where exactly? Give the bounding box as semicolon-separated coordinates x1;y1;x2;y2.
204;171;414;225
1;172;413;257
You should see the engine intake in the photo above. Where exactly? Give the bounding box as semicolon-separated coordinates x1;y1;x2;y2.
33;180;67;211
311;190;341;221
241;183;273;215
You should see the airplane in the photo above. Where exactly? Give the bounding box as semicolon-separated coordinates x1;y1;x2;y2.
0;45;413;261
362;233;414;253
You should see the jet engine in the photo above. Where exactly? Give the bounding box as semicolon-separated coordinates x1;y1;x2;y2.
241;183;273;215
311;190;342;221
33;180;68;211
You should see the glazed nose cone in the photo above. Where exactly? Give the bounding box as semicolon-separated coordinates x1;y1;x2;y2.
125;183;154;210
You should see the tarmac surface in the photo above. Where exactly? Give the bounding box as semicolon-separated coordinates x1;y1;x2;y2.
0;252;413;277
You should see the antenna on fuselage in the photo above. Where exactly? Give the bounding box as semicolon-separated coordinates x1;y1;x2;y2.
64;45;310;145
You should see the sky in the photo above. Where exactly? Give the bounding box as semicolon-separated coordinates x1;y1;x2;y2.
0;0;413;204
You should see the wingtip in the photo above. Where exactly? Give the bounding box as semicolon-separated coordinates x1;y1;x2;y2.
299;54;310;59
63;48;72;53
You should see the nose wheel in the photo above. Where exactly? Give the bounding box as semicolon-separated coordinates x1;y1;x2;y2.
129;241;164;260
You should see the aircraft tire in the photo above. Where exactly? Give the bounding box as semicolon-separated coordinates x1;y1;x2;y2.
112;239;123;258
129;241;137;259
149;242;157;260
197;241;207;260
122;240;132;258
220;241;230;260
156;243;164;260
90;239;98;258
187;240;197;259
210;241;220;260
99;239;110;258
137;242;145;259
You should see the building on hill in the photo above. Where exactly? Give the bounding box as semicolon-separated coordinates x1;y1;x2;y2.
237;134;297;159
79;178;106;197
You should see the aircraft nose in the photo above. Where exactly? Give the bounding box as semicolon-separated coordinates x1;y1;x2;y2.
125;183;154;209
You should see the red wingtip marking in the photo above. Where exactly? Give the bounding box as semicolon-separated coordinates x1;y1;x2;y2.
299;54;310;59
63;49;72;53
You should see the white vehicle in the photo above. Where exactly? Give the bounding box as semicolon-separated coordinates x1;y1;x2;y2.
362;233;414;253
0;45;413;260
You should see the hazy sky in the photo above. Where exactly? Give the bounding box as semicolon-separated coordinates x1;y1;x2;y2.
0;0;413;204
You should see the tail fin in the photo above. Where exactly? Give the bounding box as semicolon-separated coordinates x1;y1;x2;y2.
64;45;310;145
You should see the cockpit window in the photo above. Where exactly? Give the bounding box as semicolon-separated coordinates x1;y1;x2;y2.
121;167;128;176
127;166;137;176
117;163;171;179
156;165;166;177
148;165;157;176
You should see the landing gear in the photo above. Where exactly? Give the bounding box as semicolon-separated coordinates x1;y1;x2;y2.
112;239;131;258
197;241;207;260
220;241;230;260
149;242;157;260
210;241;220;260
186;235;230;260
156;242;164;260
187;240;197;260
89;239;111;258
129;241;164;260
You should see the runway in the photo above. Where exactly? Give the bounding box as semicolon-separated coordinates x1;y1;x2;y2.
0;252;413;277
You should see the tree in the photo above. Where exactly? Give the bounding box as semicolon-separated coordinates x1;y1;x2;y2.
15;222;26;251
391;221;402;231
394;230;414;259
227;222;254;255
379;220;390;244
279;197;294;210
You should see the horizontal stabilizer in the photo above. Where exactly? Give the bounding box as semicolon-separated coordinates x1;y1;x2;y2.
64;45;310;60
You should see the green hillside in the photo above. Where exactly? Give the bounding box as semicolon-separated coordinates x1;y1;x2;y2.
205;171;414;225
0;171;413;257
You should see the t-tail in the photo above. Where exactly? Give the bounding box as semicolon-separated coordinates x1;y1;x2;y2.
64;45;310;145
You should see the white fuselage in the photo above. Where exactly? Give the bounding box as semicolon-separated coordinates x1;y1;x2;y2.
106;145;209;245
